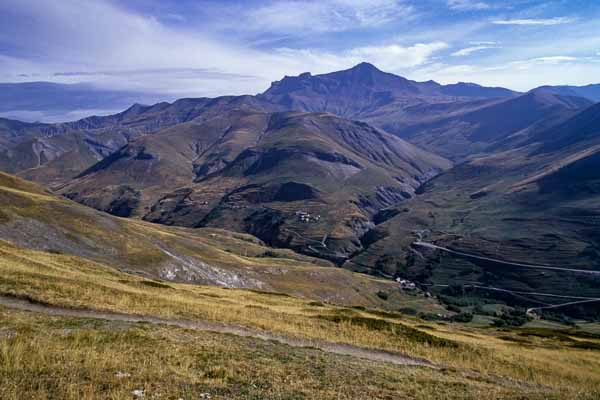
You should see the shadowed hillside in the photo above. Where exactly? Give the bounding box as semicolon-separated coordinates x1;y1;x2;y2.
0;171;436;309
59;110;450;262
345;102;600;317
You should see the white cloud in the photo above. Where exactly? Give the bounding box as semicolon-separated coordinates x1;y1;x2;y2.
275;42;448;73
0;0;445;97
348;42;449;68
1;0;597;100
242;0;413;34
470;41;497;45
502;56;578;70
412;55;597;91
529;56;577;63
451;45;498;57
447;0;491;11
492;17;575;26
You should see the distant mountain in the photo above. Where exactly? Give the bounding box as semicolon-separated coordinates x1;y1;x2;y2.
0;96;279;187
395;90;593;160
534;84;600;102
60;108;450;263
260;62;518;119
438;82;517;98
529;102;600;153
0;82;167;122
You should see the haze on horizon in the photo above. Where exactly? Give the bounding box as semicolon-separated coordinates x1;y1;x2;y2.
0;0;599;102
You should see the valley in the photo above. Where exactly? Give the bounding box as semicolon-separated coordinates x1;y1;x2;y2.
1;63;599;323
1;62;600;399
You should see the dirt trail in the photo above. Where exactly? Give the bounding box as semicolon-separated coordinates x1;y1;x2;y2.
0;295;434;368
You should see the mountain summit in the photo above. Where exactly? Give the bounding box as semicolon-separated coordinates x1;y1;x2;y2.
260;62;518;122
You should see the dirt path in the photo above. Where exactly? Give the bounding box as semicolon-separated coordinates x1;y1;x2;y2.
0;295;434;368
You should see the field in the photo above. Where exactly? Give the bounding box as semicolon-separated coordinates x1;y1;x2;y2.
1;240;600;399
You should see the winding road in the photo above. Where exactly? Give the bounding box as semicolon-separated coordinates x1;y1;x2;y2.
413;241;600;275
526;298;600;314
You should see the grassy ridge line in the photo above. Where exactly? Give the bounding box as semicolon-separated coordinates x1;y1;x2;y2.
1;239;600;398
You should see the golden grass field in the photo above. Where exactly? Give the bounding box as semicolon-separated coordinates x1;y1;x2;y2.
1;239;600;399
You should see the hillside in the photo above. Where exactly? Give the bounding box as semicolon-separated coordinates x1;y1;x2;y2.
394;90;593;160
0;171;436;309
3;236;600;399
1;166;599;397
59;110;450;262
0;96;278;188
345;103;600;318
534;84;600;102
0;63;599;320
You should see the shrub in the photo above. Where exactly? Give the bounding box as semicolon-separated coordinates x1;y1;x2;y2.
493;309;531;327
376;291;389;301
450;312;474;323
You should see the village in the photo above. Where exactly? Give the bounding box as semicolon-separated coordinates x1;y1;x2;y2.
294;210;321;223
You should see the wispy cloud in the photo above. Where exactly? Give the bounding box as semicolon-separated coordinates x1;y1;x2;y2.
239;0;414;34
470;41;497;45
53;68;257;80
276;42;448;73
492;17;575;26
413;54;594;91
447;0;491;11
0;0;598;98
0;0;444;96
451;45;498;57
508;56;578;69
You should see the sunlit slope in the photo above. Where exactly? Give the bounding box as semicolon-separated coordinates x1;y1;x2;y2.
0;172;431;308
1;239;599;399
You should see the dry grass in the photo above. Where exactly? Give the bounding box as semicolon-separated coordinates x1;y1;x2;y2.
1;309;556;400
1;240;599;399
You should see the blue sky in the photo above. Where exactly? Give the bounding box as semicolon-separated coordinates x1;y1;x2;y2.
0;0;599;98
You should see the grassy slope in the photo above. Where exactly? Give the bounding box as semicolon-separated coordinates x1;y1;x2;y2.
1;240;600;399
346;141;600;311
0;171;440;310
58;111;450;262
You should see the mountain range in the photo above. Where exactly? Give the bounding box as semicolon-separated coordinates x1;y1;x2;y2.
1;62;599;318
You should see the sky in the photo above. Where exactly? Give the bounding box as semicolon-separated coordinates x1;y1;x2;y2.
0;0;599;99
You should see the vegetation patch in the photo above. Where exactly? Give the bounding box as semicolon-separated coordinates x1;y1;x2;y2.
517;327;600;341
247;289;292;298
493;309;531;327
0;209;10;223
139;280;174;289
315;314;458;348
